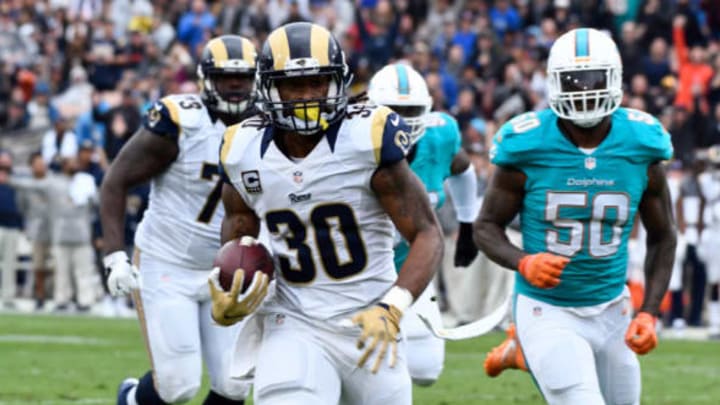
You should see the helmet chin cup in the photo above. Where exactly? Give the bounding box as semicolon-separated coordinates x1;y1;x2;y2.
571;117;602;128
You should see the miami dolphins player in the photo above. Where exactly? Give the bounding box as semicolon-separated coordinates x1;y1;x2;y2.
368;63;479;386
474;28;676;404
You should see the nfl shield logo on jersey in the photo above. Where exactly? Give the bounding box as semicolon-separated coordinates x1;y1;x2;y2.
584;157;597;170
293;171;303;184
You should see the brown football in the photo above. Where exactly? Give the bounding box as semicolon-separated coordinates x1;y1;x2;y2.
213;236;274;292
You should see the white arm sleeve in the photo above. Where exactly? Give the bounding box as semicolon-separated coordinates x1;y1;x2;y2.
447;164;479;223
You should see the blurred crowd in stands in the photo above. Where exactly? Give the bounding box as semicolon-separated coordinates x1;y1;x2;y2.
0;0;719;332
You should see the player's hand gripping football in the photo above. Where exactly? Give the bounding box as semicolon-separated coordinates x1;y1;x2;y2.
625;312;658;355
352;303;403;373
208;267;269;326
454;222;479;267
518;253;569;289
103;251;141;296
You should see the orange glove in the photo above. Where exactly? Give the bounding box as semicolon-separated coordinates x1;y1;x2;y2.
518;253;569;289
625;312;657;355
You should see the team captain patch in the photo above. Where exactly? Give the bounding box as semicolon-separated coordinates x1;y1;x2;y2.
241;170;262;193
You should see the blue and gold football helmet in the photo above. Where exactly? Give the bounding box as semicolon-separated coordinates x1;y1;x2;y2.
256;22;352;135
198;35;257;115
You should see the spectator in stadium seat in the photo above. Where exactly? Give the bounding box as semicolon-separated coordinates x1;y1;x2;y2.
54;65;94;120
641;37;672;87
27;81;59;130
354;0;401;72
85;19;122;92
94;89;142;162
670;105;706;168
0;150;23;309
41;116;78;172
453;11;478;66
629;73;660;115
636;0;673;49
673;15;713;112
177;0;216;58
217;0;245;35
489;0;521;39
618;21;643;84
74;92;109;151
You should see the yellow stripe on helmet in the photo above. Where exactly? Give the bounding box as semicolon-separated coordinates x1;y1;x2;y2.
241;38;256;66
208;38;229;67
268;27;290;71
310;24;330;66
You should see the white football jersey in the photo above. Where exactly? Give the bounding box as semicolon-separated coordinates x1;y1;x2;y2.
221;104;412;319
134;94;226;270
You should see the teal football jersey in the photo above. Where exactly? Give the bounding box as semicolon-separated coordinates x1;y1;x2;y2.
394;111;462;270
491;108;673;307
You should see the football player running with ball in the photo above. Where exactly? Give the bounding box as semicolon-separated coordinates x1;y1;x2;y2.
101;36;259;405
474;28;676;405
367;63;479;386
213;22;444;404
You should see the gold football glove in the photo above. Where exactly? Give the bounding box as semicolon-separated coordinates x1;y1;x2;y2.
351;303;403;373
208;267;269;326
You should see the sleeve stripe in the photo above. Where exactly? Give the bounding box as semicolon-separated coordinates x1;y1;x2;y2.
162;97;180;125
371;108;392;164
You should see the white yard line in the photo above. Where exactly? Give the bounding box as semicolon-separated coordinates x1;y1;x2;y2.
0;399;107;405
0;335;108;345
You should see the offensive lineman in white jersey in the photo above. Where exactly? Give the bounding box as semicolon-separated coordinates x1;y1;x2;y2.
100;35;258;405
211;22;444;404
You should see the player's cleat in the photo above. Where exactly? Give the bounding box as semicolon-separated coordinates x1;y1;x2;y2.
484;324;527;377
116;377;138;405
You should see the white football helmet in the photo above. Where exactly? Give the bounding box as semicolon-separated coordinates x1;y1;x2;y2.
368;63;432;144
547;28;623;128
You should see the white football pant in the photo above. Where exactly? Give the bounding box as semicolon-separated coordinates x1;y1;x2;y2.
133;252;251;403
253;308;412;405
515;287;640;405
401;280;445;385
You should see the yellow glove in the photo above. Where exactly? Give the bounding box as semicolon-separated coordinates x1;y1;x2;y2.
208;267;269;326
351;303;403;373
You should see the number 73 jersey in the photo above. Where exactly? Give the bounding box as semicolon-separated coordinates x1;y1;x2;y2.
134;94;226;270
490;108;673;307
220;105;411;320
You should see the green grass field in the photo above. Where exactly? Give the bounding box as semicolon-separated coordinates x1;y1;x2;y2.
0;313;718;404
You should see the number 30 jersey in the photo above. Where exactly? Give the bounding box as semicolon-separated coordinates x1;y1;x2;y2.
490;108;673;307
220;104;411;320
134;94;226;270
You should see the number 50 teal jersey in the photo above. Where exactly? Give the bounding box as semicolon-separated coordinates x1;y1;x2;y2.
490;108;673;307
